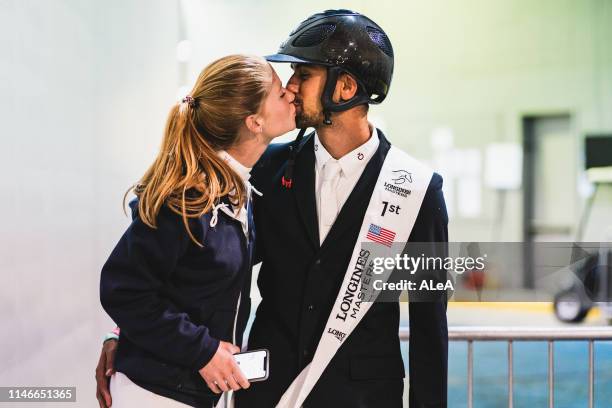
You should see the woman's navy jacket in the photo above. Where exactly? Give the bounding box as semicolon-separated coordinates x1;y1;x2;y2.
100;198;255;407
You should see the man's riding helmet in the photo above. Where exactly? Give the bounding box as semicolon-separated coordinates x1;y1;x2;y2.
266;9;394;125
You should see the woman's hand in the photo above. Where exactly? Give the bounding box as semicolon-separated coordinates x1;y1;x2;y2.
198;341;250;394
95;339;117;407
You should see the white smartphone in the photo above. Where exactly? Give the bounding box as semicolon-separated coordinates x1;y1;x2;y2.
234;349;269;382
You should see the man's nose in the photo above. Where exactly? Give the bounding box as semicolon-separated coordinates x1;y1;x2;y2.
286;83;299;94
285;89;296;103
286;76;299;94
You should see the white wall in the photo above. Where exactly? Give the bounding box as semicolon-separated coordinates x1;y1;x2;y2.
0;1;178;405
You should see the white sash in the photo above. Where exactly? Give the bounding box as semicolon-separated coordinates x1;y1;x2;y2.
276;146;433;407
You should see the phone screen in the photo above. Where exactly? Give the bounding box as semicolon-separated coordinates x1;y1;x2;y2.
234;349;268;381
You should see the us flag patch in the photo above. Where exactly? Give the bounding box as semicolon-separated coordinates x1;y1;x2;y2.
366;224;396;247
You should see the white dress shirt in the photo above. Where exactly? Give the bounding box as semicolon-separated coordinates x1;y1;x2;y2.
314;126;380;244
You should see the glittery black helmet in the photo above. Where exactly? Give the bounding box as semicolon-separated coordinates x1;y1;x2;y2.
266;9;394;119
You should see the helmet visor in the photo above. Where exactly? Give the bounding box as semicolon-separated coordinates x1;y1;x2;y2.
264;53;312;63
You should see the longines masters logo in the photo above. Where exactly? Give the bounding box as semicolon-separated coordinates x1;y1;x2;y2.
384;170;412;197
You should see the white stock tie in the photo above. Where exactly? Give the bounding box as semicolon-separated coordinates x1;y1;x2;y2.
319;160;342;244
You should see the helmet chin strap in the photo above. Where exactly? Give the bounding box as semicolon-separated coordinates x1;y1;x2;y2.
320;66;371;126
281;127;307;189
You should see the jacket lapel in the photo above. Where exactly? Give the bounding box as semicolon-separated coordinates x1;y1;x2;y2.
291;134;320;249
320;130;391;251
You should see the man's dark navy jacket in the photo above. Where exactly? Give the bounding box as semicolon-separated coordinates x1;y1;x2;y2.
100;199;255;407
236;130;448;408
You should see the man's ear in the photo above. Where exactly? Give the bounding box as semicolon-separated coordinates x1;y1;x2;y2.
245;114;263;134
332;73;358;103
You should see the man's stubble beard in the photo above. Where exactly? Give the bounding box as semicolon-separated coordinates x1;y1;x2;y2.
295;108;324;129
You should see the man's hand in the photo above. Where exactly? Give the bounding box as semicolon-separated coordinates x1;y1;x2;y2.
199;341;250;394
95;339;117;408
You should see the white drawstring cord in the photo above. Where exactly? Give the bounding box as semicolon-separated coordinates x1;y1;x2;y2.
209;183;261;229
246;183;263;225
248;183;263;198
209;202;230;228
